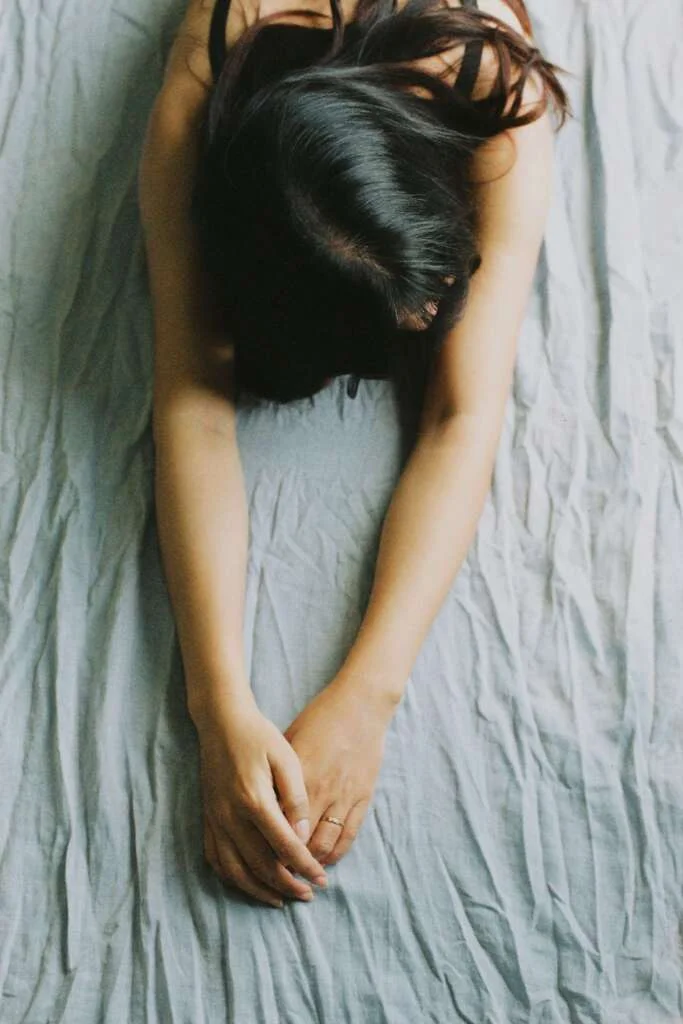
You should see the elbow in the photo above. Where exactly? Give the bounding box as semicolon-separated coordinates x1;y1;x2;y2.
417;410;502;471
152;397;237;446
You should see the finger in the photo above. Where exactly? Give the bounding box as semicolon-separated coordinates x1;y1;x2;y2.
242;789;328;885
234;820;317;901
268;747;312;845
318;800;368;867
206;820;286;909
307;806;348;865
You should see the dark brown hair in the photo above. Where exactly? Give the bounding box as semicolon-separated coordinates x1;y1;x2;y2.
193;0;573;463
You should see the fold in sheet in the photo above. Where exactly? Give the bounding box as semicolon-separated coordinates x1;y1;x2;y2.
1;0;682;1020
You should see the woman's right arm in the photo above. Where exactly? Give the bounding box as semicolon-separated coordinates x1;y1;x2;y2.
140;94;249;727
152;391;250;726
139;79;328;902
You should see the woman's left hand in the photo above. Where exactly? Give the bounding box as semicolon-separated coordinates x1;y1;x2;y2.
281;677;395;868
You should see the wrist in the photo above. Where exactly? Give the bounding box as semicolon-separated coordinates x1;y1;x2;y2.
336;631;411;714
332;663;406;722
186;671;258;737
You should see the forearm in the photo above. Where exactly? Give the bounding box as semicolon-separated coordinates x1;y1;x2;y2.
339;104;553;711
339;415;500;707
153;413;254;729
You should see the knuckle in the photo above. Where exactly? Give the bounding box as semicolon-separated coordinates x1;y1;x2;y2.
277;781;307;811
279;801;308;824
267;830;299;863
210;807;235;835
327;837;352;863
239;790;266;818
204;792;236;827
210;857;235;883
276;838;299;863
210;826;239;860
248;853;272;880
309;839;335;860
249;856;281;889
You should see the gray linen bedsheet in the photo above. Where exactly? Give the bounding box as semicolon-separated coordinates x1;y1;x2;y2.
1;0;682;1020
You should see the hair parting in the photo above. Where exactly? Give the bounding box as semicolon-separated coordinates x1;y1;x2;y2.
192;0;573;463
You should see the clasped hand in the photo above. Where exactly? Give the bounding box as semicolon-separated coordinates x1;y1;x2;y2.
197;674;394;907
281;676;392;869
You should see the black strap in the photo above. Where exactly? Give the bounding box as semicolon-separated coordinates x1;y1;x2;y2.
210;0;482;92
455;39;484;96
455;0;484;97
209;0;231;84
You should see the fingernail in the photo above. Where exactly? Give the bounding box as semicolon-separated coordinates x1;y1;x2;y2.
294;818;310;842
300;889;314;901
313;874;328;888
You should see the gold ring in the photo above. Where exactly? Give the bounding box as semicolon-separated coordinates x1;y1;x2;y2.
320;815;344;828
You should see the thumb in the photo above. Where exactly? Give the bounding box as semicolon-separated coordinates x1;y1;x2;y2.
270;748;311;843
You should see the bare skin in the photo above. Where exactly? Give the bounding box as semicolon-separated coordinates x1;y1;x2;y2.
140;0;551;907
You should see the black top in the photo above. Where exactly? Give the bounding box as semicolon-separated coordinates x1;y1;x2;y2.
209;0;484;92
207;0;484;399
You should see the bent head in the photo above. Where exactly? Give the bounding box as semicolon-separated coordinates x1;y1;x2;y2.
192;65;482;403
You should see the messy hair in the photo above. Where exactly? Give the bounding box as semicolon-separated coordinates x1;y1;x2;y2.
192;0;571;462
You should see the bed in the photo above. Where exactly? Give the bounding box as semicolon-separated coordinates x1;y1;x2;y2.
1;0;682;1020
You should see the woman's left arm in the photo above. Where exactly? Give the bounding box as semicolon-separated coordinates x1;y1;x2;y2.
335;83;556;713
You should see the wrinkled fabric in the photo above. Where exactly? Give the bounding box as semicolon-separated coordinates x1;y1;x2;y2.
1;0;682;1021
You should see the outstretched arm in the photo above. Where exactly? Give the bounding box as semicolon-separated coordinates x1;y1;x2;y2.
335;77;556;712
141;5;332;904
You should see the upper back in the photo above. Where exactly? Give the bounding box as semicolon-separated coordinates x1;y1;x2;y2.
161;0;533;124
214;0;533;98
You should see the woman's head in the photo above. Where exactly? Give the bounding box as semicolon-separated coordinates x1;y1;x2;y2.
194;60;484;402
191;0;571;449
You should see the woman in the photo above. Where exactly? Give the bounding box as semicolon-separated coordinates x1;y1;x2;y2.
138;0;570;909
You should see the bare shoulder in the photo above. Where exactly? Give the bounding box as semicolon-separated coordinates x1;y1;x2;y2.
464;0;544;109
475;0;533;40
160;0;253;100
459;1;554;227
407;0;535;102
463;0;537;103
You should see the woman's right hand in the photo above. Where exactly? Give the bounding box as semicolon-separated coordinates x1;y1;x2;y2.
196;700;330;907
